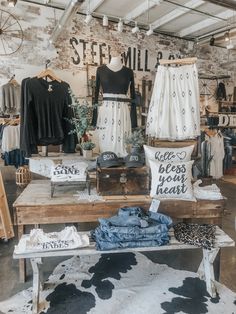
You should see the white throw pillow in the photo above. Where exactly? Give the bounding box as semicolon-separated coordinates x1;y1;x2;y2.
149;159;195;201
144;144;194;166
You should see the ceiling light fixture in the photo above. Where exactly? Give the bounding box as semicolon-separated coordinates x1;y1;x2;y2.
226;39;234;50
131;21;139;34
209;35;215;46
7;0;17;7
117;19;123;32
146;24;153;36
103;15;108;27
85;13;93;24
224;31;230;41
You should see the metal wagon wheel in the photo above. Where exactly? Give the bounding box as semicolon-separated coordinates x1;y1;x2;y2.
199;78;218;100
0;9;23;56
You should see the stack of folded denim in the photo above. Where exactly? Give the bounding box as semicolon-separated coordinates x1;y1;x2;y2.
92;207;172;251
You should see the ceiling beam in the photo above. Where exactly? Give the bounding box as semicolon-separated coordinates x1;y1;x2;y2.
80;0;105;13
204;0;236;10
124;0;161;23
152;0;204;29
178;9;234;37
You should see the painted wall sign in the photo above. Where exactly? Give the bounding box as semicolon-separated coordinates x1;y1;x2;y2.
218;114;236;127
69;37;180;72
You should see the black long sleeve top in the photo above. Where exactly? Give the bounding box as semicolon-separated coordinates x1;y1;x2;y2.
93;65;137;128
20;77;77;157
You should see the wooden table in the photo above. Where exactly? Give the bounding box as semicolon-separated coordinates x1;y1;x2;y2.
13;227;235;314
13;180;226;281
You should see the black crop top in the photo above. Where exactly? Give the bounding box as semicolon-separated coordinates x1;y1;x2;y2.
93;65;137;128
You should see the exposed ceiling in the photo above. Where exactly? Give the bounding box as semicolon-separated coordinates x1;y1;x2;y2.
20;0;236;46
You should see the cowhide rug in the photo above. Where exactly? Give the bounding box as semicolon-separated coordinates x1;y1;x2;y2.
0;252;235;314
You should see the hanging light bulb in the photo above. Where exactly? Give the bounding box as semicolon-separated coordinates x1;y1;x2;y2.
209;35;215;46
117;19;123;32
131;22;139;34
85;13;93;24
103;15;108;27
146;24;153;36
224;31;230;42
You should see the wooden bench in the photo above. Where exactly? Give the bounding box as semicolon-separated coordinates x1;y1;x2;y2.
13;180;227;282
13;226;235;314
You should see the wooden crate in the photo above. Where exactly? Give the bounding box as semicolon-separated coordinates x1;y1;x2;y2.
96;166;150;196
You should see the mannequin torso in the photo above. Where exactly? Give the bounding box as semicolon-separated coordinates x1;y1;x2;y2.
107;56;123;72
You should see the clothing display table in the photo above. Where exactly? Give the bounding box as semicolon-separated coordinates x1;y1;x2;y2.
13;180;226;282
13;227;235;314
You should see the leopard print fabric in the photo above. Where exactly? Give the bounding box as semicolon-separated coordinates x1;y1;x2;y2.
173;223;216;250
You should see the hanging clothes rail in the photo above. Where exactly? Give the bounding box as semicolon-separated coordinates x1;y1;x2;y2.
159;57;197;66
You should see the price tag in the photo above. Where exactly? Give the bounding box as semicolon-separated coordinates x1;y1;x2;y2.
149;198;160;213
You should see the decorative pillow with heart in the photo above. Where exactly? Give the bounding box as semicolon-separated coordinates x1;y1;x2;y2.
144;145;194;166
149;159;195;201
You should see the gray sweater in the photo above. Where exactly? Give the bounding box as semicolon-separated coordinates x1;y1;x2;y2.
0;82;21;115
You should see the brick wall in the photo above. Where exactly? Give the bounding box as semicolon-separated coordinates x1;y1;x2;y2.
0;2;234;98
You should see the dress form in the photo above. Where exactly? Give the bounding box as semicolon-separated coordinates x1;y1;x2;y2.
107;56;123;72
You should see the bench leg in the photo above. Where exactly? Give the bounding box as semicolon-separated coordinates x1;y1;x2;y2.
31;258;43;314
197;248;219;298
18;225;26;282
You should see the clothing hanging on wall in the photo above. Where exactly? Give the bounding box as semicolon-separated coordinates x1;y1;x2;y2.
93;65;137;157
20;77;77;157
146;60;200;140
0;120;28;167
205;131;225;179
0;80;21;115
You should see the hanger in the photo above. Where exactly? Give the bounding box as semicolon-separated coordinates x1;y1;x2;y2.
37;68;62;83
159;57;197;66
8;74;19;86
205;128;217;137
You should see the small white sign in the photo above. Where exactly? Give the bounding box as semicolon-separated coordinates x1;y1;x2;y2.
149;198;160;213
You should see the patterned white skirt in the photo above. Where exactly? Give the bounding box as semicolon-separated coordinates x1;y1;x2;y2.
146;64;200;140
96;93;131;157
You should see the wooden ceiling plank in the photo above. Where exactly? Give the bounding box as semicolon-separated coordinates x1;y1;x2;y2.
124;0;160;23
80;0;105;13
152;0;205;29
178;9;234;37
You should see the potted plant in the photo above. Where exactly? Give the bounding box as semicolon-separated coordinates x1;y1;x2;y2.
125;128;146;153
80;140;96;159
66;89;94;141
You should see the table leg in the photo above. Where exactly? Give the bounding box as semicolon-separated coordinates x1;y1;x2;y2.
31;258;42;314
18;225;26;282
197;248;219;297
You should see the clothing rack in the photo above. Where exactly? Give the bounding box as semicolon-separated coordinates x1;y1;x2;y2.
159;57;197;66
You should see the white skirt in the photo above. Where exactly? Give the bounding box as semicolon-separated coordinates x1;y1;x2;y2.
146;64;200;140
96;93;131;157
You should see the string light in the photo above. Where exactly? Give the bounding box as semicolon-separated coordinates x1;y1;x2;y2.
224;31;230;41
103;15;108;26
85;13;93;24
146;24;153;36
117;19;123;32
7;0;17;7
131;21;139;34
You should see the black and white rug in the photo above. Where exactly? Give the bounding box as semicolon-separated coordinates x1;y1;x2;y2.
0;252;235;314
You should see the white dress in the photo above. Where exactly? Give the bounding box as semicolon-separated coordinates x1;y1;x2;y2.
146;64;200;140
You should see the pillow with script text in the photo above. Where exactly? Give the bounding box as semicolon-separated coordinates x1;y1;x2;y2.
149;159;195;201
144;144;194;166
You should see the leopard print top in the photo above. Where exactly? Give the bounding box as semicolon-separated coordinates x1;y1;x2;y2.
173;223;216;250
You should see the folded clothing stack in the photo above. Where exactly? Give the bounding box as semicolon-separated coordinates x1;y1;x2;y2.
15;226;90;254
193;179;223;200
92;207;172;251
173;222;216;250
